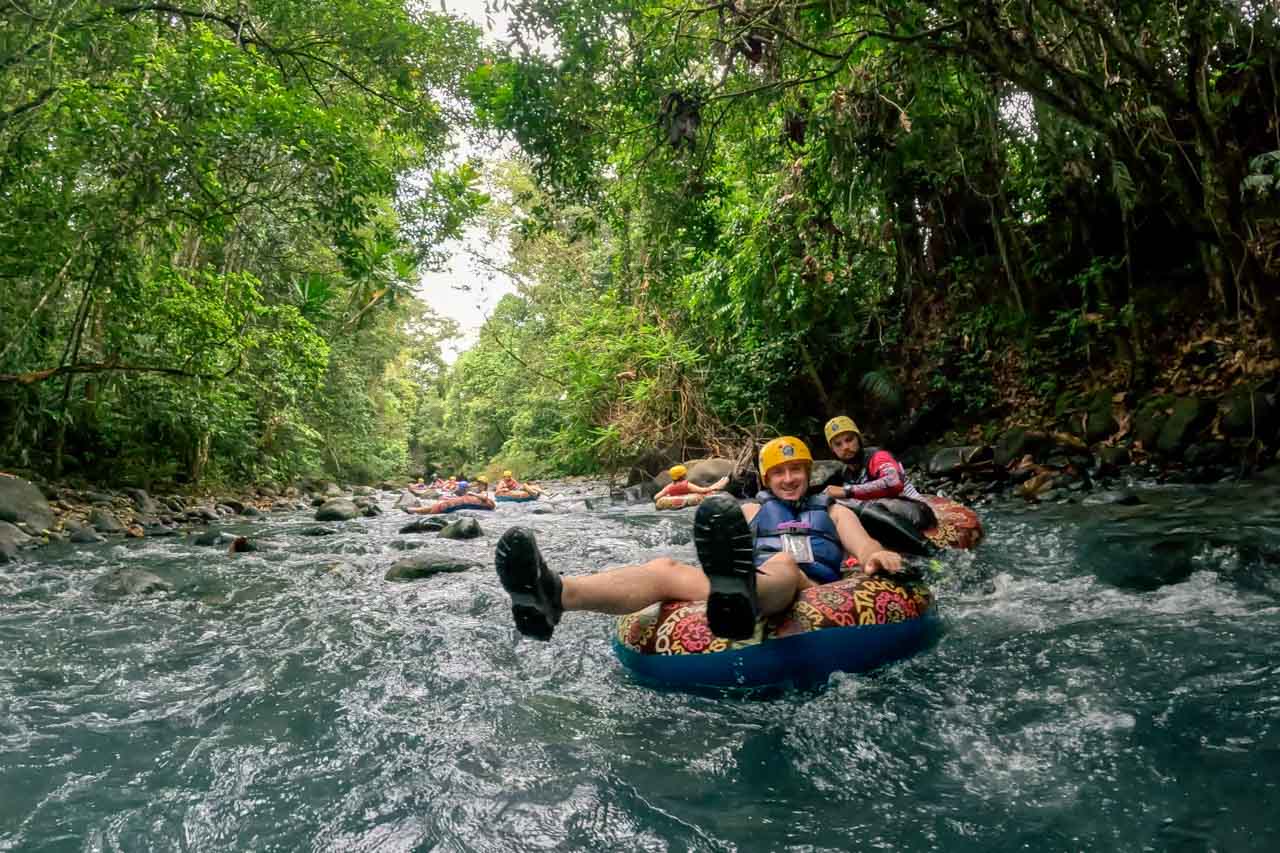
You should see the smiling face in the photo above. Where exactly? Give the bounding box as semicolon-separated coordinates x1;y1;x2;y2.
829;431;862;462
765;460;811;501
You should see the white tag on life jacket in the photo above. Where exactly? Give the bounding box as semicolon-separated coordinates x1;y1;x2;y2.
781;532;814;564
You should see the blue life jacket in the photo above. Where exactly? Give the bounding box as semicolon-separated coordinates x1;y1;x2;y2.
750;492;844;583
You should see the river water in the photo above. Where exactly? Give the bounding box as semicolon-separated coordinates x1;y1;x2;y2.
2;482;1279;851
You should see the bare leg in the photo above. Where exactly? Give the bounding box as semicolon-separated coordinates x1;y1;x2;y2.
561;557;708;614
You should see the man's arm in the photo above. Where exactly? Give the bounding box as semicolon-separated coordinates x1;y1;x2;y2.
845;450;906;500
829;503;902;574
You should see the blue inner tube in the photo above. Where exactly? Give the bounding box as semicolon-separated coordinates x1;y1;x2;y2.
612;576;939;692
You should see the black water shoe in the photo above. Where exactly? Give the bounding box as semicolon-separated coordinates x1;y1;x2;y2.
693;494;759;640
495;527;563;641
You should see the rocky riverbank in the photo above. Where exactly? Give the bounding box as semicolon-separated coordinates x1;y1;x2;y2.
0;474;402;564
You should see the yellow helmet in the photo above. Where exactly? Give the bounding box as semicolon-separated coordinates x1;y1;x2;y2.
503;470;513;478
758;436;813;478
823;416;862;445
475;475;488;484
669;464;688;480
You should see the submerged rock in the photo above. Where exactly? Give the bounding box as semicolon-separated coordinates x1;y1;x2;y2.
299;526;338;537
93;568;174;598
0;520;32;563
385;554;480;581
69;527;106;544
315;498;359;522
439;517;482;540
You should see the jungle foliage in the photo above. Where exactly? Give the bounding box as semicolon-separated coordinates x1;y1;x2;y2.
423;0;1280;473
0;1;484;485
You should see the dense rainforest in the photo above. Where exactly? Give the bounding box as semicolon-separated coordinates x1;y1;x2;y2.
4;1;1280;488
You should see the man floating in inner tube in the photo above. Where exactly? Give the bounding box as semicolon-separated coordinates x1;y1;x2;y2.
652;464;729;509
818;415;937;556
493;436;902;642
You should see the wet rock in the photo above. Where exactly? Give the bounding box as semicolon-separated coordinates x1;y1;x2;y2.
142;522;178;537
163;495;186;513
311;496;327;508
69;527;105;544
352;485;376;497
300;526;339;537
808;460;846;490
927;445;995;478
400;516;450;534
1185;442;1232;469
214;504;237;516
389;539;428;551
1220;387;1277;439
439;517;482;540
124;524;145;538
360;503;382;517
0;475;55;533
93;568;173;598
1096;445;1131;470
123;488;162;515
271;500;294;512
623;481;662;503
394;490;421;511
219;498;246;514
323;482;345;498
186;506;219;522
240;505;261;518
85;491;115;504
385;554;481;581
994;428;1052;468
315;498;359;522
0;520;32;563
89;507;125;534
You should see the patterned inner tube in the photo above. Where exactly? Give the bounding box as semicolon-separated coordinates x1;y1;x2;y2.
613;575;939;690
495;491;539;502
920;495;984;549
654;493;705;510
618;575;933;655
420;494;496;514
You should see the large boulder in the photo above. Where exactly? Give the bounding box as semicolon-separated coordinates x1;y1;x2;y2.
926;445;995;478
1156;397;1212;455
394;490;420;511
1132;395;1174;448
687;458;735;486
89;507;126;535
0;476;55;533
315;498;359;522
384;554;481;581
994;428;1053;468
123;488;162;516
439;517;483;540
93;568;174;598
1220;387;1277;439
808;459;846;490
0;520;32;563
